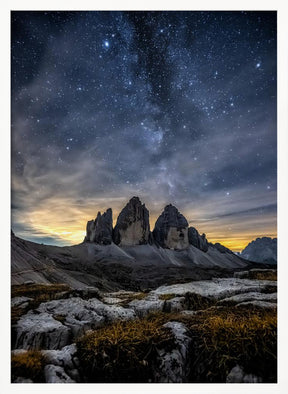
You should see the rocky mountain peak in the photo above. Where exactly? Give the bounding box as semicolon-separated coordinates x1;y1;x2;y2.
153;204;189;250
188;227;209;252
113;196;150;246
240;237;277;264
85;208;113;244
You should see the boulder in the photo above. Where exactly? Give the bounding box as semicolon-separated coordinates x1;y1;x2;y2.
154;322;191;383
14;296;137;350
226;365;262;383
113;197;150;246
188;227;208;252
44;364;76;383
15;312;71;350
153;278;277;301
153;205;189;250
85;208;113;244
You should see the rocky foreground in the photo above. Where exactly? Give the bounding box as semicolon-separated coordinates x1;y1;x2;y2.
11;268;277;383
11;197;277;383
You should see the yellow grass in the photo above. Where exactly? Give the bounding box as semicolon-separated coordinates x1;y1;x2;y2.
11;351;45;382
76;313;173;382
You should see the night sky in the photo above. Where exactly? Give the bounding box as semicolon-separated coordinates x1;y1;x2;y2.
11;11;277;251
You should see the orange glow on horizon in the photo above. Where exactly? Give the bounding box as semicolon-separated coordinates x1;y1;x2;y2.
16;211;276;253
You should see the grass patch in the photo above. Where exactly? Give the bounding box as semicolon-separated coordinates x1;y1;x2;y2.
11;283;71;325
11;351;46;382
76;313;174;382
11;283;70;299
178;306;277;382
251;271;277;281
120;292;147;307
159;293;178;301
184;292;214;310
52;314;66;324
159;292;214;311
11;306;29;326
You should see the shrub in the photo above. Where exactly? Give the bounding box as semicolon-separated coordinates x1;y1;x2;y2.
182;306;277;382
11;283;70;299
11;351;46;382
11;283;71;325
159;293;178;301
76;313;174;382
252;271;277;281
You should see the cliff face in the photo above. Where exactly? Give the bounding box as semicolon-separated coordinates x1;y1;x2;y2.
113;197;150;246
83;197;237;256
153;204;189;250
188;227;208;252
85;208;113;245
240;237;277;264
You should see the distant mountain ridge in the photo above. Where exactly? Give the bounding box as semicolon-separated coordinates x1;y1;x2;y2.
84;196;211;251
12;197;274;289
240;237;277;265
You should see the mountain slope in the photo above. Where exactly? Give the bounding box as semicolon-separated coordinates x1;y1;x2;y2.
11;232;250;291
240;237;277;265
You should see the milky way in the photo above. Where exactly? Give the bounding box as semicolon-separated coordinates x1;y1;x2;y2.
11;11;277;251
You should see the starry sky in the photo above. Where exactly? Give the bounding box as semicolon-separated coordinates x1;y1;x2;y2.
11;11;277;251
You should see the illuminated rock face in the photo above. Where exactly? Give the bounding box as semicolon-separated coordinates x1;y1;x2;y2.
85;208;113;244
153;205;189;250
113;197;150;246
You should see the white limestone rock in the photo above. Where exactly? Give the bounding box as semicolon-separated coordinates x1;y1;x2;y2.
42;344;78;370
226;364;262;383
11;296;33;308
44;364;76;383
37;297;135;337
153;278;277;301
154;322;191;383
129;294;164;317
164;296;186;313
219;291;277;305
15;312;70;350
236;300;277;309
13;377;34;383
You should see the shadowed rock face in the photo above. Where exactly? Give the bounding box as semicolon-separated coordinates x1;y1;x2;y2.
211;242;233;254
188;227;208;252
85;208;113;245
113;197;150;246
240;237;277;264
153;205;189;250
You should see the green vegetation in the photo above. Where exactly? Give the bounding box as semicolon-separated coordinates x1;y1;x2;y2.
11;351;46;382
76;313;173;382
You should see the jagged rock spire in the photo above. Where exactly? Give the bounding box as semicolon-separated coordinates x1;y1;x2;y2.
113;196;150;246
188;227;208;252
153;204;189;250
85;208;113;244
